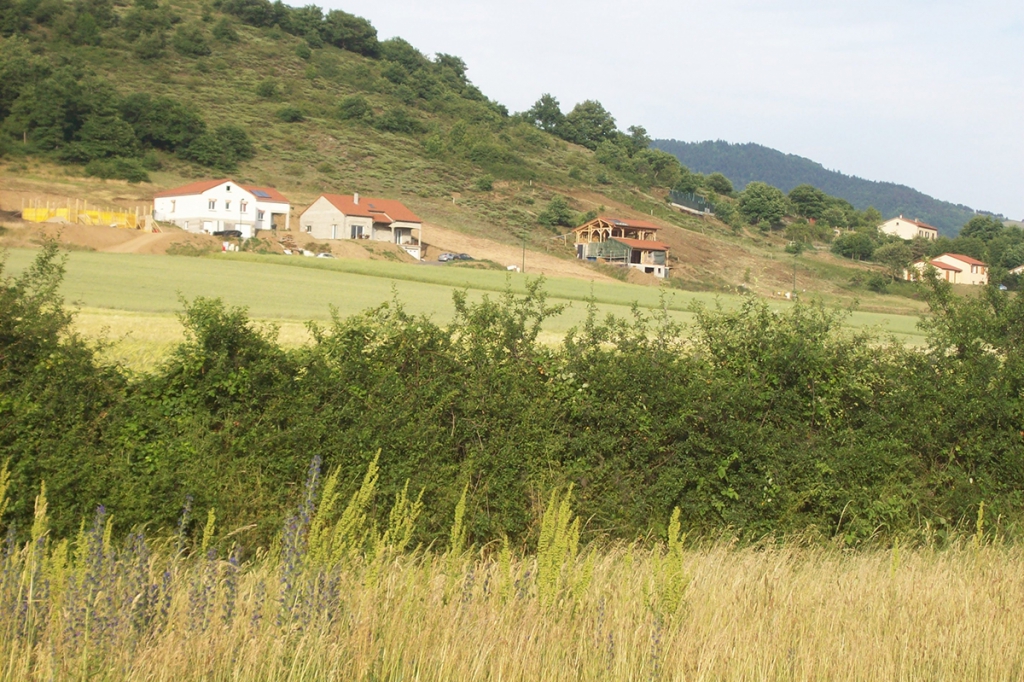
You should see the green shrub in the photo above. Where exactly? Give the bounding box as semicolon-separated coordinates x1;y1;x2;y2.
335;95;371;121
84;157;151;183
275;106;304;122
374;107;421;134
474;174;494;192
212;17;238;42
172;24;211;56
255;78;278;99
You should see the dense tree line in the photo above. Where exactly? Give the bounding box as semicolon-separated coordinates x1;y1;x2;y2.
650;139;981;235
2;244;1023;549
0;38;253;180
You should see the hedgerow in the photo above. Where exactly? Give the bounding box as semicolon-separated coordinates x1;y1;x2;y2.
2;245;1023;548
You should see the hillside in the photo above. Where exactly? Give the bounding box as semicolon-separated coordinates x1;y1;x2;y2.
652;140;980;236
0;0;929;303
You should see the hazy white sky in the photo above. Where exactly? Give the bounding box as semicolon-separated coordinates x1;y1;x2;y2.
321;0;1024;219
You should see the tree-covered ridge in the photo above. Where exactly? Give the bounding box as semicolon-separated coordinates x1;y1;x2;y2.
651;139;982;236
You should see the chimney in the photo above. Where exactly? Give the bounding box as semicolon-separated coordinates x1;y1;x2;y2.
353;192;359;205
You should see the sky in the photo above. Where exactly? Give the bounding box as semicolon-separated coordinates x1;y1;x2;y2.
320;0;1024;220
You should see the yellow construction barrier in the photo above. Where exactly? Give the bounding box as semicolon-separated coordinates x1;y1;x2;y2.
21;200;148;229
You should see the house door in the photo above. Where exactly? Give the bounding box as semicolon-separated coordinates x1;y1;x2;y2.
350;224;362;239
331;225;337;239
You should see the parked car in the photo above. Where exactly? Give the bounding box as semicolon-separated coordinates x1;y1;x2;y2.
315;252;335;259
454;253;473;261
438;252;455;262
212;230;243;238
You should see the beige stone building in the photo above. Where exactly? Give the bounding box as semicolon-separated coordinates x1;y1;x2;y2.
299;193;423;259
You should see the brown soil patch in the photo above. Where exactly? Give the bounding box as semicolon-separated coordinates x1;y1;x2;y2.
420;223;616;282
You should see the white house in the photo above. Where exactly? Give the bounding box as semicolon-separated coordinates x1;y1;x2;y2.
880;215;939;241
152;179;290;239
905;253;989;285
299;193;423;259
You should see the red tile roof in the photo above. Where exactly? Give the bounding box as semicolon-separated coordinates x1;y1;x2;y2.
319;194;421;224
153;179;289;203
610;237;670;251
918;259;961;272
906;218;938;231
241;185;289;203
937;253;987;267
153;179;229;198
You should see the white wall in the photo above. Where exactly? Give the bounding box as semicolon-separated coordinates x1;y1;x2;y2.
153;182;289;239
880;218;937;241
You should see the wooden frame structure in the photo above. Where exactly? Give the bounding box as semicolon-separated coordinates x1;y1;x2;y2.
572;217;660;244
571;217;670;278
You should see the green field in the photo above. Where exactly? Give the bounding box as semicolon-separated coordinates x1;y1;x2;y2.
2;249;928;368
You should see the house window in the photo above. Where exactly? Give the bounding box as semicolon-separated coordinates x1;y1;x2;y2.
170;200;176;213
240;201;248;213
257;210;265;221
208;200;216;210
305;225;312;233
225;200;231;211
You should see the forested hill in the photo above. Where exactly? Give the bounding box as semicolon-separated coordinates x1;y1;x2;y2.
652;139;978;236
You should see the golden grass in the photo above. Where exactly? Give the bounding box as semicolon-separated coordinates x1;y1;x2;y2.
4;541;1024;680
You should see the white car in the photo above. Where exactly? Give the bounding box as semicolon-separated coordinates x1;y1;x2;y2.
316;252;334;258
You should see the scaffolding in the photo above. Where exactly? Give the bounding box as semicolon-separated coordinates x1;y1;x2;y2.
21;198;151;230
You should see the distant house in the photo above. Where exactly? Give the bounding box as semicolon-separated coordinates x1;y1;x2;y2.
906;259;962;283
152;179;290;239
1010;264;1024;276
880;215;939;241
299;193;423;260
906;253;989;285
572;216;669;278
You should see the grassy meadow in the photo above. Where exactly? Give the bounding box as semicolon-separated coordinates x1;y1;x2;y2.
2;460;1022;682
1;248;928;369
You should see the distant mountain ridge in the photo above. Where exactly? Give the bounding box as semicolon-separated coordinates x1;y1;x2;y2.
651;140;978;236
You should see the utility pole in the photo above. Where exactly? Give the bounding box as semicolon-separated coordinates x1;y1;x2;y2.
792;256;797;296
521;232;526;273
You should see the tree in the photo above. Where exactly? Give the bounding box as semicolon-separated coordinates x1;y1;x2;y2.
118;93;207;151
60;113;140;162
831;232;875;260
872;242;913;281
0;37;51;121
738;182;787;226
319;11;378;56
526;94;565;134
632;148;681;188
624;125;650;156
788;184;827;219
706;172;734;195
673;167;703;194
563;100;617;150
821;205;848;229
960;215;1005;242
537;196;577;228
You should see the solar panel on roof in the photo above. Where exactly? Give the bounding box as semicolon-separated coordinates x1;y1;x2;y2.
252;190;271;198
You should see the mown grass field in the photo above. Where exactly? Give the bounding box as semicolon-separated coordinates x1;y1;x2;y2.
3;248;929;369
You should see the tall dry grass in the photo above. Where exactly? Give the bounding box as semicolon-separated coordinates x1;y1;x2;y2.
2;463;1023;681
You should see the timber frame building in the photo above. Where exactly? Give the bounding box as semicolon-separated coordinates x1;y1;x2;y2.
571;217;670;278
